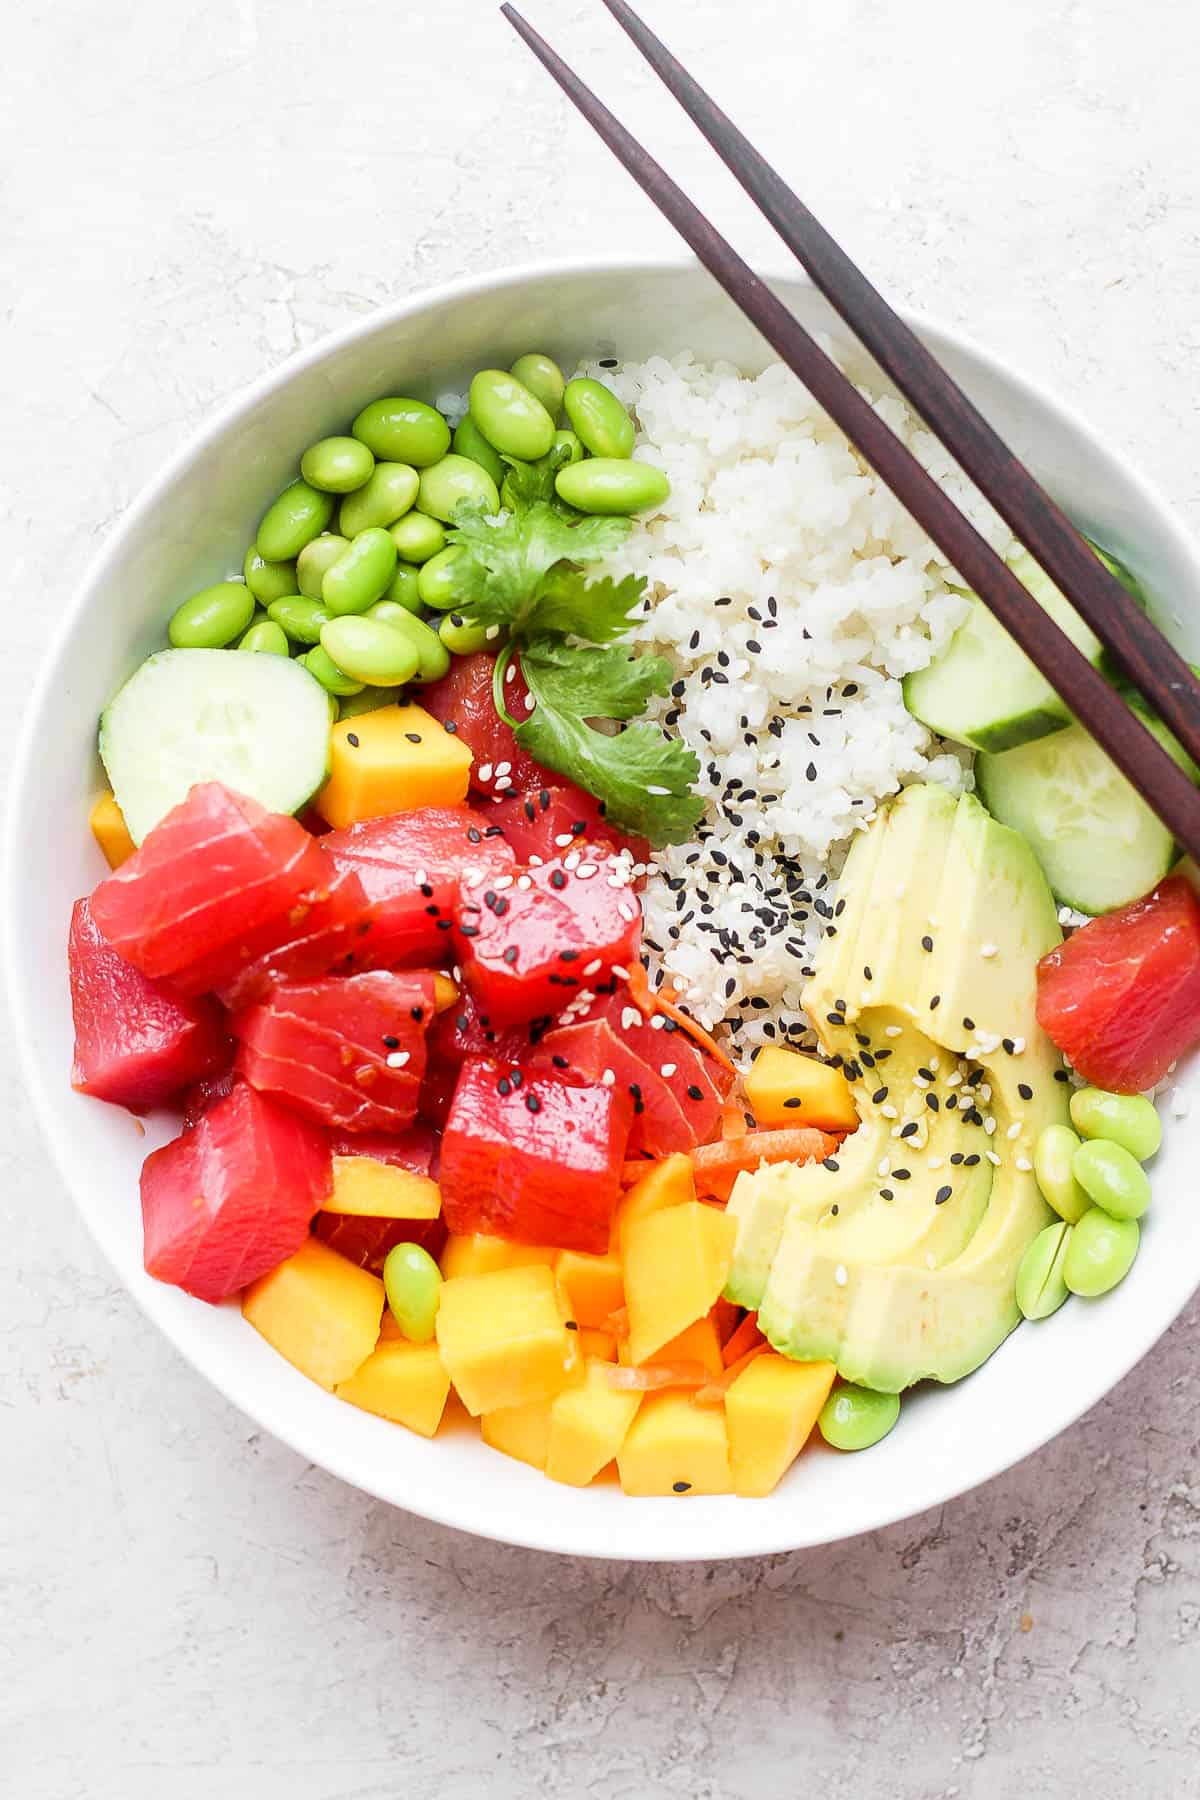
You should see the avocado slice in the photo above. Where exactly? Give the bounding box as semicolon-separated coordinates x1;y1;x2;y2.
729;785;1068;1391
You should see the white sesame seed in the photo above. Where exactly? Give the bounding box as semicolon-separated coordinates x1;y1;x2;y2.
527;854;543;866
612;965;630;979
650;1015;665;1030
661;1063;678;1078
601;1068;616;1086
621;1006;642;1031
1015;1156;1033;1172
986;1149;1001;1166
928;1157;944;1170
386;1051;410;1068
881;1104;898;1119
577;864;598;879
646;784;671;796
912;1075;929;1089
984;1117;997;1136
485;625;501;641
618;901;639;921
493;874;513;889
980;943;998;959
564;851;581;871
517;875;532;889
493;776;512;791
504;662;515;681
885;1025;902;1038
834;1264;848;1287
524;694;536;712
581;959;602;976
554;833;575;848
494;761;511;778
1006;1121;1022;1141
478;763;493;783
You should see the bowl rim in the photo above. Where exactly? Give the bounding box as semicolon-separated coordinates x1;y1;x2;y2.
10;250;1200;1560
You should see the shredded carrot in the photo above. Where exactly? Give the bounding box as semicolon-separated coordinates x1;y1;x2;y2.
721;1312;766;1367
603;1306;630;1340
721;1100;749;1142
601;1360;710;1392
693;1344;770;1406
691;1127;840;1199
626;964;738;1076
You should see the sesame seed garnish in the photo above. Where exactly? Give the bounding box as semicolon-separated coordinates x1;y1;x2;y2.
935;1185;952;1205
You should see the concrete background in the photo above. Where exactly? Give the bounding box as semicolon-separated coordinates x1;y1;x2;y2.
5;0;1200;1793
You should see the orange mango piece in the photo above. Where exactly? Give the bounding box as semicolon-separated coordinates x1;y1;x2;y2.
323;1156;441;1220
745;1046;859;1132
622;1314;723;1379
555;1247;624;1329
242;1236;384;1390
435;1263;578;1416
577;1327;618;1362
315;702;472;829
617;1391;733;1496
725;1354;837;1497
623;1200;738;1366
546;1359;642;1488
336;1339;451;1437
90;790;136;868
440;1233;558;1281
611;1152;695;1258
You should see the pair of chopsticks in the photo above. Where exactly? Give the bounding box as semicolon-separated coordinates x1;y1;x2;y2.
502;0;1200;865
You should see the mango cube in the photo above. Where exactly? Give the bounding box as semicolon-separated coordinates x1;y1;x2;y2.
612;1152;695;1258
435;1263;578;1416
315;702;473;829
724;1354;836;1497
440;1233;558;1281
577;1327;618;1362
746;1046;859;1132
324;1156;441;1220
90;790;136;868
546;1360;642;1487
617;1391;733;1496
622;1314;723;1378
555;1248;624;1329
336;1340;451;1437
243;1236;384;1390
481;1396;555;1471
623;1200;738;1366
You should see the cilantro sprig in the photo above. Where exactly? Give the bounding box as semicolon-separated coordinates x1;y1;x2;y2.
447;485;702;847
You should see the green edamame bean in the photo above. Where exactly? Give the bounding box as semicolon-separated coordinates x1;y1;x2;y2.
299;435;375;494
389;512;445;565
302;644;364;696
320;616;421;687
439;613;497;655
338;463;420;537
1069;1087;1162;1161
510;352;566;421
1072;1138;1151;1221
296;534;350;600
818;1384;900;1452
168;581;256;649
338;686;401;719
468;369;556;461
256;479;335;561
553;428;584;465
1033;1124;1089;1225
237;619;290;655
563;376;636;458
322;527;398;617
267;596;329;646
351;397;451;468
364;605;449;683
1063;1206;1140;1297
243;547;298;604
416;454;500;523
382;1241;442;1343
416;545;467;611
381;562;424;613
555;457;670;516
1015;1221;1072;1320
452;413;506;488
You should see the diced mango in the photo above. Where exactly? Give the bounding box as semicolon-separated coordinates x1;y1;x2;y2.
745;1045;859;1132
440;1233;558;1280
617;1391;733;1496
555;1248;624;1329
623;1200;738;1366
243;1236;384;1390
378;1307;404;1342
621;1314;723;1378
89;790;136;868
725;1354;837;1497
577;1327;618;1362
481;1395;555;1470
323;1156;441;1220
611;1152;696;1258
433;973;459;1012
315;702;473;830
336;1339;451;1437
546;1360;642;1487
435;1263;578;1416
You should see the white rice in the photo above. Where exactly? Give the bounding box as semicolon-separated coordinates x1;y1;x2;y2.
580;350;1017;1063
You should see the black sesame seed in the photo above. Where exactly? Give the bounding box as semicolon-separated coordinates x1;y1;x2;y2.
918;1067;935;1082
1002;1037;1016;1054
687;1084;704;1101
468;827;482;843
503;946;518;965
497;1078;511;1096
871;1087;888;1105
921;934;934;953
964;1153;981;1166
880;1187;894;1201
893;1168;911;1181
672;1481;691;1493
559;949;579;963
564;1319;578;1329
950;1152;964;1165
935;1185;953;1205
962;1016;975;1031
822;1157;840;1172
1054;1069;1070;1083
525;1093;541;1113
346;731;360;747
550;870;567;890
410;1007;424;1022
405;732;422;744
900;1121;918;1139
930;995;941;1010
1018;1082;1033;1101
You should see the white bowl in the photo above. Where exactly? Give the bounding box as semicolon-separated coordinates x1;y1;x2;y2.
9;256;1200;1561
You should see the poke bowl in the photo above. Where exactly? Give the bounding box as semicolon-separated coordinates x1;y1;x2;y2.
9;255;1200;1561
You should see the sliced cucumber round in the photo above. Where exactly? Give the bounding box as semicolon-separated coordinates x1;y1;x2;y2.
975;699;1193;914
99;649;332;844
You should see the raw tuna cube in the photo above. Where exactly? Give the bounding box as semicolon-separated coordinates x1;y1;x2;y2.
452;853;642;1026
488;784;650;867
233;970;435;1133
313;1210;446;1274
327;1124;437;1174
183;858;371;1007
181;1067;239;1129
419;652;552;799
69;897;230;1109
528;1016;694;1158
426;988;533;1067
439;1057;634;1253
141;1083;331;1302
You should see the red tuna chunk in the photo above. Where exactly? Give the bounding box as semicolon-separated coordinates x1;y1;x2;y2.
419;651;551;799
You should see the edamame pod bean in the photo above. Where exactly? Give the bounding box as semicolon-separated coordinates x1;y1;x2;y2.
299;435;375;494
563;376;636;458
364;605;450;683
1033;1123;1089;1224
1069;1087;1162;1161
338;463;420;537
1062;1207;1140;1297
320;616;421;687
302;644;364;696
322;527;397;617
267;596;329;645
351;397;451;468
468;369;556;461
416;454;500;523
243;547;298;603
339;686;400;719
1072;1138;1151;1221
817;1384;900;1452
452;413;506;488
555;457;670;516
382;562;424;613
416;545;467;611
553;428;584;465
1015;1221;1072;1320
389;512;445;564
382;1241;442;1343
237;619;290;655
438;612;496;655
296;534;350;599
510;352;566;421
256;479;335;561
168;581;256;649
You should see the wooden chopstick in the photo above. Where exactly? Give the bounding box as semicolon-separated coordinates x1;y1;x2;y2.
597;0;1200;772
500;2;1200;866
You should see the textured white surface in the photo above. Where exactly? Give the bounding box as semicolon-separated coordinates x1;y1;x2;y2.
5;0;1200;1793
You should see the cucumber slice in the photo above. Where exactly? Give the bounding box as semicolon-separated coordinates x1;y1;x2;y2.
903;547;1105;753
100;649;332;844
975;698;1193;913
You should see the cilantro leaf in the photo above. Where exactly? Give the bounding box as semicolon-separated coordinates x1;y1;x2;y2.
520;637;673;719
499;444;573;514
533;569;648;642
447;502;632;636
